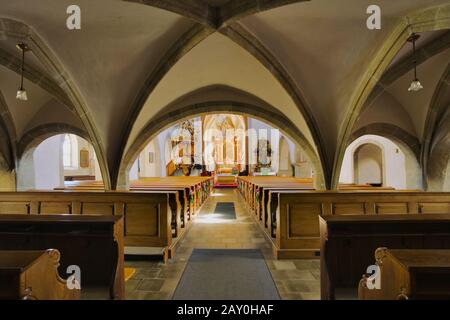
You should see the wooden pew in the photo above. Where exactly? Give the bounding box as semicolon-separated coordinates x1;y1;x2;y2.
0;191;177;261
64;175;96;181
358;248;450;300
131;176;213;219
319;214;450;300
237;176;314;220
261;191;450;261
56;176;214;221
0;249;80;300
54;177;214;259
0;214;124;299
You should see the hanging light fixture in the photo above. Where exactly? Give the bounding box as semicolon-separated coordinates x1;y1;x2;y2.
407;33;423;92
16;43;30;101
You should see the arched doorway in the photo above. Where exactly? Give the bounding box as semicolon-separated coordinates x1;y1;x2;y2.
278;136;293;176
353;143;383;186
126;113;313;186
339;134;411;189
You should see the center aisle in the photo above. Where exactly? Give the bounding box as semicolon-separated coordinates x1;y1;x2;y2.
125;188;320;300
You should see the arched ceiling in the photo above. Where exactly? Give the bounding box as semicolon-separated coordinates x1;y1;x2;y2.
357;47;450;138
0;0;448;189
239;0;449;151
127;32;315;153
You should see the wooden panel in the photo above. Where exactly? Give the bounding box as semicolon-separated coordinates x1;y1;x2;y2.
288;203;321;238
40;202;72;214
419;203;450;214
375;203;408;214
332;203;365;215
82;202;115;215
125;203;159;237
0;202;30;214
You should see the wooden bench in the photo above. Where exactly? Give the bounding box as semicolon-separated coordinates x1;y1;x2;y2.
56;176;214;222
131;176;213;219
319;214;450;300
0;249;80;300
0;191;179;260
0;214;124;299
237;176;314;220
358;248;450;300
255;191;450;260
64;175;96;182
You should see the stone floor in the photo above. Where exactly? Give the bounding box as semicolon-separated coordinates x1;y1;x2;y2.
125;188;320;300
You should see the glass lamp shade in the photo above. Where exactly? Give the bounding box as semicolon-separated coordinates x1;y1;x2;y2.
408;79;423;92
16;89;28;101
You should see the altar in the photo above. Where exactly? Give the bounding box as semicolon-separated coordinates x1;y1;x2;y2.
214;166;238;188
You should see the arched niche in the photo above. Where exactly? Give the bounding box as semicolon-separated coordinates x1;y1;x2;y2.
339;134;418;190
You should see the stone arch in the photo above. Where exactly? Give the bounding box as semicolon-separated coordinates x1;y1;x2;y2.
0;90;17;170
18;123;90;159
332;3;450;188
0;17;110;189
445;161;450;191
0;152;15;191
422;62;450;189
119;87;325;189
427;122;450;191
16;124;105;190
351;123;420;161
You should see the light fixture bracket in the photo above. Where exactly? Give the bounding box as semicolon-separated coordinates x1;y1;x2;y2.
407;33;420;43
16;43;31;52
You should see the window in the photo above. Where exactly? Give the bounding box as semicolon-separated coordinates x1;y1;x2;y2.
63;134;79;168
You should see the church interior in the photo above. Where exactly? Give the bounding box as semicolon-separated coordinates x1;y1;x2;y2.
0;0;450;301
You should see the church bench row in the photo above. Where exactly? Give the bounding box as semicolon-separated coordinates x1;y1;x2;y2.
242;190;450;260
0;214;124;300
237;177;400;219
0;249;80;300
131;177;214;216
358;248;450;300
0;191;182;261
237;176;314;221
319;214;450;300
56;177;214;223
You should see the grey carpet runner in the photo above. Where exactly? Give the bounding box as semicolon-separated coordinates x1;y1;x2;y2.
213;202;236;220
172;249;280;300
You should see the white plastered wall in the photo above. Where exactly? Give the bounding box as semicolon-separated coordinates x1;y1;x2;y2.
339;135;407;189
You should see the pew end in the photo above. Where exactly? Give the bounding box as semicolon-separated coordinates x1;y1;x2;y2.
359;248;450;300
0;249;80;300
